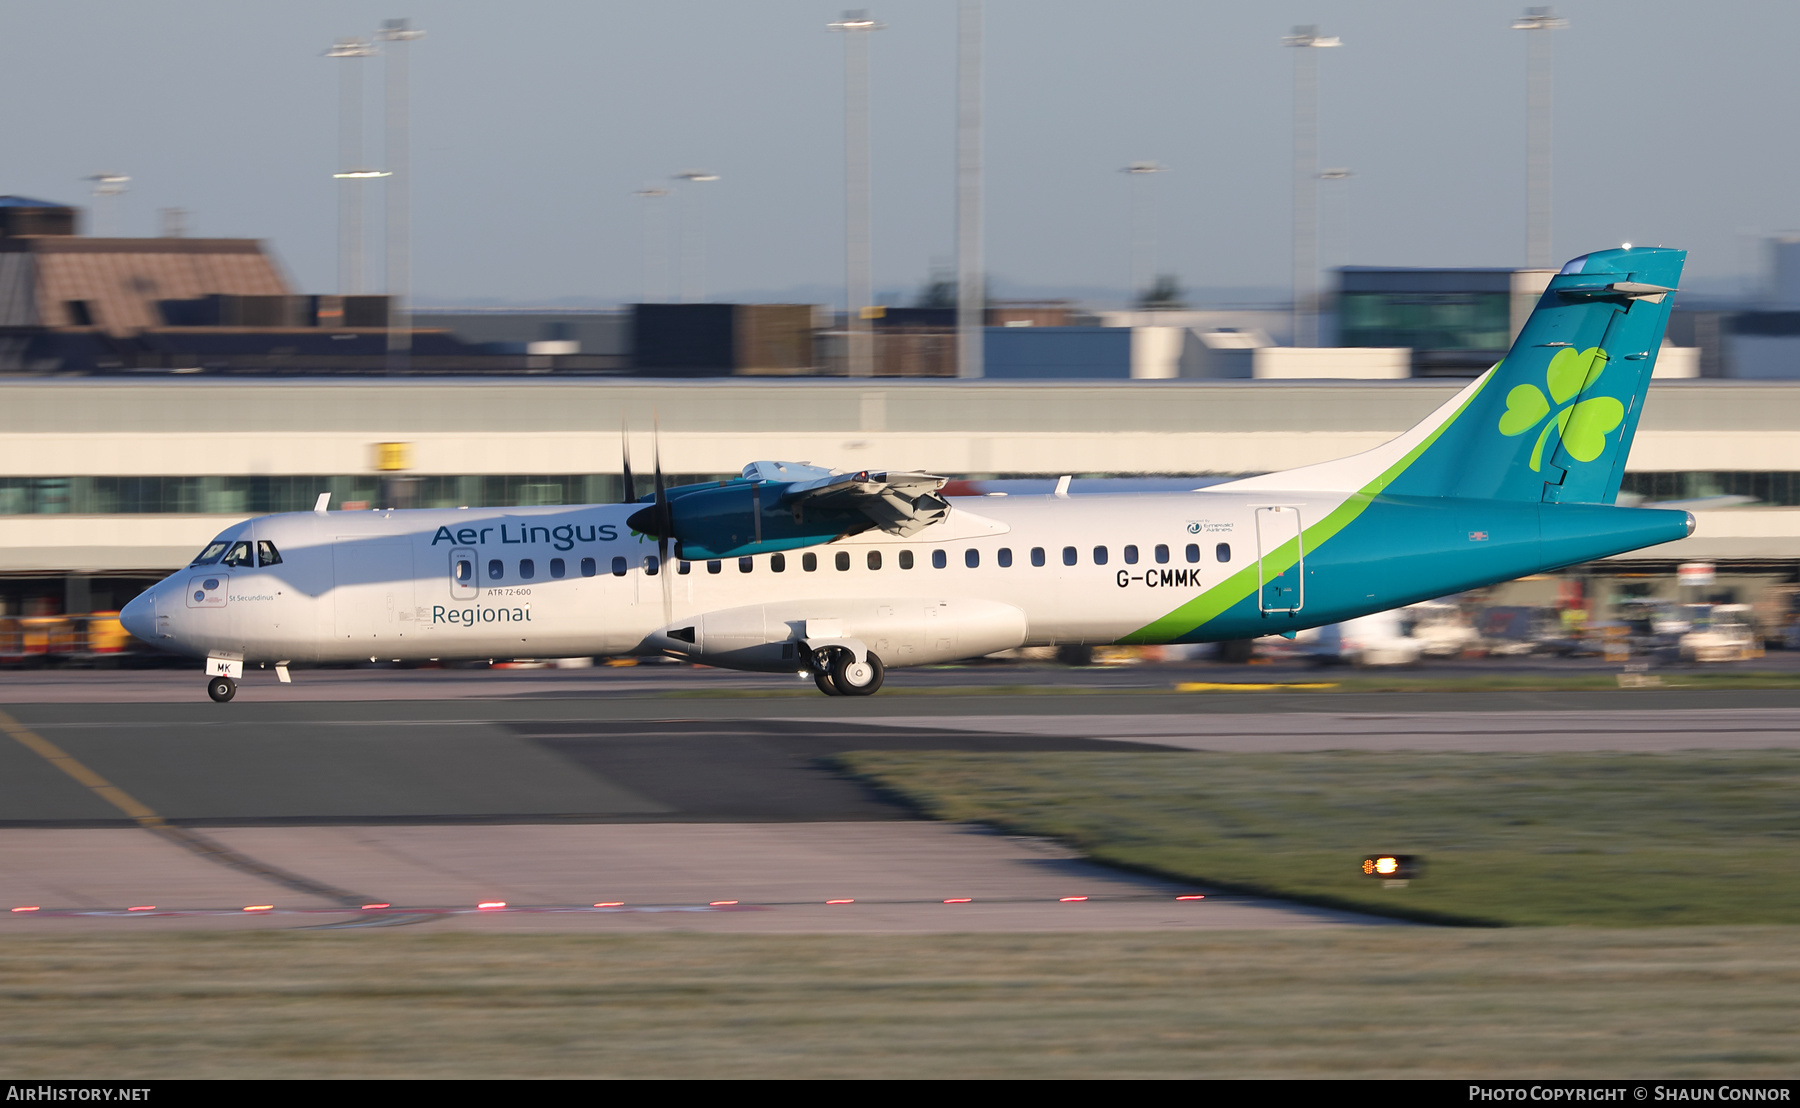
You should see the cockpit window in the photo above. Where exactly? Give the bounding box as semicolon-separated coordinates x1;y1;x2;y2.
190;541;228;567
221;541;255;568
256;540;283;567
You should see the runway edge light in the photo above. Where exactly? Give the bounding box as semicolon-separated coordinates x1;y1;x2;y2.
1361;854;1421;880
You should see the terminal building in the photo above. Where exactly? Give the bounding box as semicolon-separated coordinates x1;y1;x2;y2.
2;376;1797;633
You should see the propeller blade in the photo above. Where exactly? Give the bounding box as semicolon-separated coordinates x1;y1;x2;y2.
620;422;638;504
653;417;673;627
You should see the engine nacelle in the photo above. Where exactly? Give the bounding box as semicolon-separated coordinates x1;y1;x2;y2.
648;597;1028;672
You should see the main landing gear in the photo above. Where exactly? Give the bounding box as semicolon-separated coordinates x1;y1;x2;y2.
206;676;237;703
809;647;885;697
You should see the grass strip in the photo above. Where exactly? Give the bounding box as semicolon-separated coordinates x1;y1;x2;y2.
2;929;1797;1078
834;750;1800;927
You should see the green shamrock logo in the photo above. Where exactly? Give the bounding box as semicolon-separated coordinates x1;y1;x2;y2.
1496;346;1625;471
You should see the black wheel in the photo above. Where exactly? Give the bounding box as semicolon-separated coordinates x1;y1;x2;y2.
831;651;885;696
814;668;841;695
1055;644;1094;666
206;676;236;703
1216;639;1256;664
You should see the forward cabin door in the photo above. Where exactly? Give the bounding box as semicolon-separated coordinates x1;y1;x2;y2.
333;537;417;650
1254;506;1305;615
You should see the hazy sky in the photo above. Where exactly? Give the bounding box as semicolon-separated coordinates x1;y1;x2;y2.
2;1;1795;306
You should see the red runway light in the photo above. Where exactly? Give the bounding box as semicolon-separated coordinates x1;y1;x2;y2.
1059;896;1089;902
361;903;391;910
594;902;624;908
242;905;274;912
943;898;973;904
1175;895;1206;901
127;906;155;912
709;900;739;907
11;906;40;913
477;901;506;910
825;899;855;905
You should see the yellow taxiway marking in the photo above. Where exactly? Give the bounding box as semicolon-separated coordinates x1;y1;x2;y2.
0;707;165;826
1175;682;1339;692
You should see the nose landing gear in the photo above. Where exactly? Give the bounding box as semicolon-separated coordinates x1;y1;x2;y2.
206;676;237;703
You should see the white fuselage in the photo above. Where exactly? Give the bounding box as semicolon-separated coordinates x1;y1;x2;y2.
131;490;1311;668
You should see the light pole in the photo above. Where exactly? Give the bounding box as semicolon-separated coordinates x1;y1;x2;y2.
1513;7;1567;270
830;9;885;377
956;0;983;378
634;186;672;304
85;174;129;236
673;171;719;303
378;17;424;374
1284;25;1340;349
1319;169;1353;342
1122;162;1166;308
327;37;380;295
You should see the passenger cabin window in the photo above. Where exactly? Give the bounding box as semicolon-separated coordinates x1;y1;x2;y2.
997;548;1012;568
644;556;660;576
932;550;947;569
1154;544;1169;564
707;560;722;574
519;558;536;580
899;550;914;570
803;552;818;572
867;551;882;570
190;541;228;567
965;549;980;568
580;557;597;577
1062;546;1077;566
1092;546;1109;566
611;556;627;577
771;553;786;573
836;551;851;571
1185;544;1200;564
1123;545;1138;565
678;561;691;575
1031;547;1045;567
221;541;254;568
1216;542;1232;563
256;540;283;566
455;558;474;584
550;558;565;579
489;559;505;580
739;556;753;573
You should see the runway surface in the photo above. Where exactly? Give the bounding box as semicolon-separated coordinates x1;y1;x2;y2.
2;671;1792;932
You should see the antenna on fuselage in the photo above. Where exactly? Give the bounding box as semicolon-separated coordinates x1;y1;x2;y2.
314;492;331;513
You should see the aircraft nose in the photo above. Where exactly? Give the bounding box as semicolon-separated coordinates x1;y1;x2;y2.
120;589;155;643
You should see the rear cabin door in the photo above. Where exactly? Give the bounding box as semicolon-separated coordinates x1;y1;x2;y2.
333;537;416;647
1255;506;1304;615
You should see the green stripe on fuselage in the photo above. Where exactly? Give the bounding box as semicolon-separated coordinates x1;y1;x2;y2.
1121;374;1491;644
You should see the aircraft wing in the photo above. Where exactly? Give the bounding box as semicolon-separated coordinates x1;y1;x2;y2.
769;466;951;538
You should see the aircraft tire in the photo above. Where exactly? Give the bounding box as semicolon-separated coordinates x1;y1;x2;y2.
832;651;885;696
206;676;237;703
814;668;842;696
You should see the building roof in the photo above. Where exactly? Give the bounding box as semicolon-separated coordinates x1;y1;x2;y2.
0;237;291;333
0;196;68;208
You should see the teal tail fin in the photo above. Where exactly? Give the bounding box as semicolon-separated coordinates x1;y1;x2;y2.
1383;246;1685;504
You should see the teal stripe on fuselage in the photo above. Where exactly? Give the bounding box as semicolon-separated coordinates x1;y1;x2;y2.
1169;497;1690;643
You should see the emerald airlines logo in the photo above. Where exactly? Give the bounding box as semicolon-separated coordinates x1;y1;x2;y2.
1497;346;1625;472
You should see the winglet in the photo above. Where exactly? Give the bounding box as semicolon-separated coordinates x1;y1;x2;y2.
314;493;330;513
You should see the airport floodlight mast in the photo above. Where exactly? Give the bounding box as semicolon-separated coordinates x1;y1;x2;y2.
1319;168;1353;290
1122;162;1166;309
326;37;381;296
673;171;720;303
378;17;424;375
1513;7;1568;270
830;9;885;378
956;0;983;378
634;186;673;304
85;174;129;237
1283;24;1339;349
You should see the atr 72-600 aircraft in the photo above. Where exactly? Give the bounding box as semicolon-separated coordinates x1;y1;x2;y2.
122;247;1694;702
